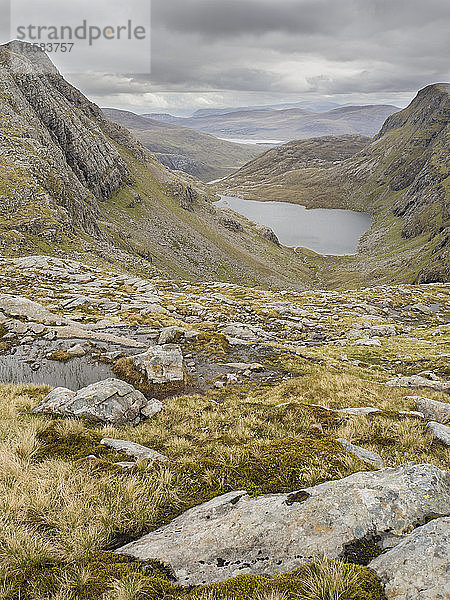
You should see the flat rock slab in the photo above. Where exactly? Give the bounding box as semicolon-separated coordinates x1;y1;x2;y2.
337;438;384;468
369;517;450;600
385;376;450;394
338;407;381;416
407;396;450;424
116;464;450;586
100;438;168;461
32;378;155;426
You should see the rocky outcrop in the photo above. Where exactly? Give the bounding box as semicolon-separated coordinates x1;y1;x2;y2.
116;464;450;586
408;396;450;423
385;375;450;394
32;378;158;426
0;41;134;238
369;517;450;600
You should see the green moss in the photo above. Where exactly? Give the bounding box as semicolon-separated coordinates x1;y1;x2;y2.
192;560;386;600
36;423;118;461
188;332;231;359
179;437;370;497
46;350;73;362
113;357;185;399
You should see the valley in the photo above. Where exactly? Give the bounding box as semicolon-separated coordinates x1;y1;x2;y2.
0;36;448;600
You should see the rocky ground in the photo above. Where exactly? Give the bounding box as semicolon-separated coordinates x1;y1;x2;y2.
0;254;449;599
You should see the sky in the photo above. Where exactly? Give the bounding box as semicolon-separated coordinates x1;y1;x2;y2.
2;0;450;115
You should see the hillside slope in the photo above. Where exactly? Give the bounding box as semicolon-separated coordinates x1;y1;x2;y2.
0;41;312;289
153;104;399;140
102;108;263;182
219;84;449;285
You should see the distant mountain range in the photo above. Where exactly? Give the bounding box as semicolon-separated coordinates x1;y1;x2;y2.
144;104;400;141
102;108;263;182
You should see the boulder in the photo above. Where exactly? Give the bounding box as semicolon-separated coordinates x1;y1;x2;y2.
337;438;384;468
32;378;156;426
426;421;450;445
385;375;450;394
116;464;450;586
407;396;450;424
131;344;185;384
100;438;168;461
369;517;450;600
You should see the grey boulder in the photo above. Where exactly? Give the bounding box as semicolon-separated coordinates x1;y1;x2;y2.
32;378;156;426
369;517;450;600
116;464;450;586
131;344;184;384
426;421;450;445
407;396;450;424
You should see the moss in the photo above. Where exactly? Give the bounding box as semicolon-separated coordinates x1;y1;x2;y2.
192;560;386;600
341;536;383;565
46;350;72;362
5;552;183;600
188;332;231;359
36;422;118;461
113;357;185;399
178;437;370;497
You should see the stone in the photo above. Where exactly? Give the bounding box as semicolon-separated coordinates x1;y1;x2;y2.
66;344;86;358
0;294;64;325
32;379;152;426
354;338;382;346
337;438;384;468
368;324;396;336
338;406;381;416
385;375;450;394
100;438;168;462
116;464;450;587
426;421;450;445
369;517;450;600
141;398;164;419
411;303;434;315
158;326;187;345
131;344;185;384
406;396;450;424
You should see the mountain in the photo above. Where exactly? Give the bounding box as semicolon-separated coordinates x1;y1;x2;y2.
102;108;263;182
219;84;450;285
221;135;371;204
0;41;312;288
189;99;342;117
146;104;400;141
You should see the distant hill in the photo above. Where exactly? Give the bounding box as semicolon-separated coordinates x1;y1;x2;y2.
146;104;400;141
102;108;263;182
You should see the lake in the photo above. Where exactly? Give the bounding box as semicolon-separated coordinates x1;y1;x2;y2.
217;195;372;255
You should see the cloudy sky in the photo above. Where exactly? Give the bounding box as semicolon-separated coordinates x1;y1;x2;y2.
3;0;450;114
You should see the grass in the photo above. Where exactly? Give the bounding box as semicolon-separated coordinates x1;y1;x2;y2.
0;348;447;598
